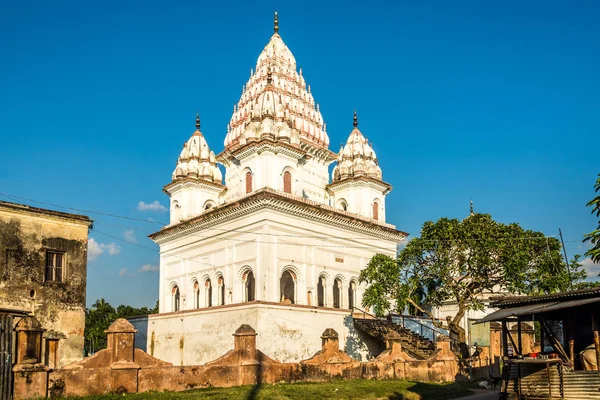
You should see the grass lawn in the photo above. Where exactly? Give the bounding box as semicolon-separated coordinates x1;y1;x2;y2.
65;379;475;400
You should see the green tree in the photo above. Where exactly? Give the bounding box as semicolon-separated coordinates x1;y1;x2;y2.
584;173;600;265
84;299;158;355
359;213;584;355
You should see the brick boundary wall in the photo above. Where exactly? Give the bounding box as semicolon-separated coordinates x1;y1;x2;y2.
12;318;460;399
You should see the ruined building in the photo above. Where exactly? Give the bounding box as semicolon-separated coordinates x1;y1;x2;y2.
130;13;407;365
0;200;92;368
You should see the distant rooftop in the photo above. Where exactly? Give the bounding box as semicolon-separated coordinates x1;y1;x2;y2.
0;200;93;225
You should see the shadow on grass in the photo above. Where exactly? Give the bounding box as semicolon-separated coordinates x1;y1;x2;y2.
245;361;263;400
387;382;474;400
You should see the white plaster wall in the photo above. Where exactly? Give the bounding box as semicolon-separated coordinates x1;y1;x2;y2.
131;303;379;365
331;185;386;221
224;151;330;203
169;185;221;224
157;208;397;313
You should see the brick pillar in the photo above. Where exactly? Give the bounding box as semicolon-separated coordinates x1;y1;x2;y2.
233;325;260;386
321;328;340;354
376;330;406;362
13;316;48;400
234;324;258;363
105;318;140;394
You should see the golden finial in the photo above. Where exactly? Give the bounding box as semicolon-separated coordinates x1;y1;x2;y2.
353;110;358;128
470;199;474;215
274;11;279;34
195;112;200;130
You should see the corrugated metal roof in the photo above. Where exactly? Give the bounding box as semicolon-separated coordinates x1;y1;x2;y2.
491;287;600;308
475;297;600;324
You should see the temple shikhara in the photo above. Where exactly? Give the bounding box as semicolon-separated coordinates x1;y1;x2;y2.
131;13;406;365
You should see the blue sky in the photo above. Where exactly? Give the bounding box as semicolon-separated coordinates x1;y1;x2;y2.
1;1;598;308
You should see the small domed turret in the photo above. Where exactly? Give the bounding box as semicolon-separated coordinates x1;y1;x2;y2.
172;114;222;184
332;111;382;181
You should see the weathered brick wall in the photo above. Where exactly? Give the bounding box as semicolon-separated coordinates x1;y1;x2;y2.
13;319;459;399
0;202;91;368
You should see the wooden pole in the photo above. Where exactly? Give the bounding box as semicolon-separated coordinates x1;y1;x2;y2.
540;320;545;353
592;313;600;372
502;320;509;357
567;314;575;367
517;319;523;356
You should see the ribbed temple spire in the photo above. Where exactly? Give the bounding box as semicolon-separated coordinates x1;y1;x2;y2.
274;11;279;34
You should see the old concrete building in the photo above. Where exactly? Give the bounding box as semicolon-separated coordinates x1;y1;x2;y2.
131;13;407;365
0;200;92;368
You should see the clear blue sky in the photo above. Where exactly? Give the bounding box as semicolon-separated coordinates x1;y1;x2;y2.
1;1;598;308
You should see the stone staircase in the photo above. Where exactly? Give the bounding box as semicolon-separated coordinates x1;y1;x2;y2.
353;317;438;360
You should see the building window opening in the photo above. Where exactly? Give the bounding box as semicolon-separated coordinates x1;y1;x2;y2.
193;281;200;308
245;171;253;194
45;339;59;369
171;285;180;312
283;171;292;194
218;276;225;306
348;281;357;310
317;276;325;307
333;278;342;309
280;270;295;304
243;270;255;302
307;291;312;306
339;201;348;212
45;251;64;282
205;279;212;307
373;201;379;220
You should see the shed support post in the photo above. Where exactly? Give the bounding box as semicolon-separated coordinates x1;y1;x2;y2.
517;319;522;356
592;313;600;372
502;321;509;357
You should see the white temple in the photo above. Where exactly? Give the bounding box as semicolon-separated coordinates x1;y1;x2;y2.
131;13;407;365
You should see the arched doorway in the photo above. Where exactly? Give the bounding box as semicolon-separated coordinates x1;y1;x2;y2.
280;270;295;304
172;285;180;312
333;278;342;308
244;270;255;302
348;281;357;309
205;279;212;307
317;276;325;307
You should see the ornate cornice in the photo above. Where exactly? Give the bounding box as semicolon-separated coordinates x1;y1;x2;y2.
217;137;336;166
163;178;227;196
150;187;407;244
326;176;392;195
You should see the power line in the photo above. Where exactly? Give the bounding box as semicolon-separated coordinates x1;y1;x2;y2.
1;191;583;244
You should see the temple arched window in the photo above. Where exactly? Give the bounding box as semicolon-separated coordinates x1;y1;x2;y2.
333;278;342;309
373;201;379;221
205;279;212;307
348;281;357;310
171;285;180;312
280;270;296;304
283;171;292;194
218;276;225;306
338;200;348;212
317;276;326;307
193;280;200;309
243;270;255;302
245;171;253;194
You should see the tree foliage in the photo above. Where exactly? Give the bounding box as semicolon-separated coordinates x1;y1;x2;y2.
359;213;586;351
584;173;600;265
84;298;158;355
